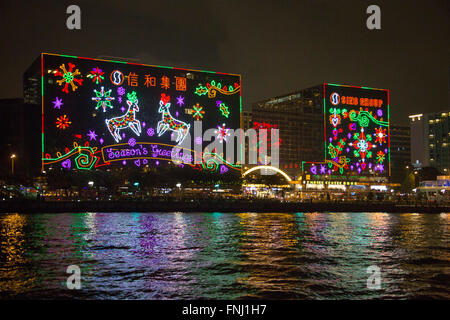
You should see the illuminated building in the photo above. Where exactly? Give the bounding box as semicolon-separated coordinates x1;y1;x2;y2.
252;87;323;178
252;84;390;186
390;124;410;183
24;53;242;176
409;111;450;173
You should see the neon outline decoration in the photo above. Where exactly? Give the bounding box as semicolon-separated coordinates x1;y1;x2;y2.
54;63;83;93
52;97;64;109
105;91;141;143
242;165;292;182
56;114;71;129
110;70;124;85
92;86;115;112
42;141;99;170
216;100;230;118
349;110;388;127
87;67;105;84
156;93;190;145
192;103;205;120
329;108;341;127
194;80;240;98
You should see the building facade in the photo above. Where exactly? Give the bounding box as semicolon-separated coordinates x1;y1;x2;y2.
251;86;324;178
390;124;411;183
252;84;390;184
409;111;450;174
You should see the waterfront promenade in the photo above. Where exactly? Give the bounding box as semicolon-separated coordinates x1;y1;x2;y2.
1;198;449;214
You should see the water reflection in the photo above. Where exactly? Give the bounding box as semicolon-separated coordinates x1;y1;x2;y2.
0;212;448;299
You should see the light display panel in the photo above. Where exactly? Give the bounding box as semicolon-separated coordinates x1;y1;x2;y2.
40;53;241;174
303;83;390;178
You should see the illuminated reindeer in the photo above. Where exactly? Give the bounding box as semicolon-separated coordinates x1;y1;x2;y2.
157;93;190;145
105;91;141;143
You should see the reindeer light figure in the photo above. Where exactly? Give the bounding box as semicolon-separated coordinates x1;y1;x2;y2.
105;91;141;143
157;93;190;145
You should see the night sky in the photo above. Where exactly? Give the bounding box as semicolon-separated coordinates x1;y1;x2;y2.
0;0;448;124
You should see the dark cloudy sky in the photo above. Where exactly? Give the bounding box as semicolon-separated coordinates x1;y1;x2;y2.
0;0;448;124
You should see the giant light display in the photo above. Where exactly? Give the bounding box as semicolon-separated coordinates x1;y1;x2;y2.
40;53;241;174
304;83;390;178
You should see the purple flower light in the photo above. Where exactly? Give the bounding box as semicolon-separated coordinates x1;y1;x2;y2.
147;128;155;137
128;138;136;147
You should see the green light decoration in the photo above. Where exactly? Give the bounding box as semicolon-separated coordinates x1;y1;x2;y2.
194;80;240;98
194;85;208;96
43;144;98;170
216;101;230;118
201;152;241;173
349;110;388;127
127;91;138;104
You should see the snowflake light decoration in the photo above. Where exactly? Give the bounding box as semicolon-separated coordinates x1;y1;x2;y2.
52;97;64;109
92;87;115;112
192;103;205;120
87;67;105;84
215;123;230;143
352;128;373;160
56;115;71;130
54;63;83;93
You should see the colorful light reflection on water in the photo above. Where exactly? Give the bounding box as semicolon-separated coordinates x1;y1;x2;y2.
0;212;448;299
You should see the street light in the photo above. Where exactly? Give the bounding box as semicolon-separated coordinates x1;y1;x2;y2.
10;154;16;175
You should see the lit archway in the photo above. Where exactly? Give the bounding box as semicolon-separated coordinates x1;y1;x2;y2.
242;165;292;182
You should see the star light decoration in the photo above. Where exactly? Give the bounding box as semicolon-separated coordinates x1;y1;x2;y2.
215;123;230;143
87;130;98;141
92;87;115;112
176;95;185;106
52;97;64;109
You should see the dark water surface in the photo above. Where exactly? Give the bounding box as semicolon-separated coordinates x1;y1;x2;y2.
0;212;449;299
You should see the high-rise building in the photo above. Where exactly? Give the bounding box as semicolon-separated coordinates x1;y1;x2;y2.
251;86;323;178
390;124;410;183
252;83;390;182
409;111;450;174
